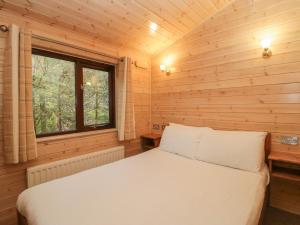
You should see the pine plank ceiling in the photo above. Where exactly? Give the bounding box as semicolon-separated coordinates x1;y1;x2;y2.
2;0;234;54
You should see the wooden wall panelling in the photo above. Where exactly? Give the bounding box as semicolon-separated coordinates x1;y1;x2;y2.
0;0;299;224
2;0;161;50
0;9;119;56
151;0;300;215
0;9;151;225
1;0;235;53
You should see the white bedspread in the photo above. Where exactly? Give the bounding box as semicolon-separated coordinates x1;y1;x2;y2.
17;149;268;225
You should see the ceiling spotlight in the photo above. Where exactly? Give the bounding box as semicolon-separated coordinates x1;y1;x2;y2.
150;22;158;32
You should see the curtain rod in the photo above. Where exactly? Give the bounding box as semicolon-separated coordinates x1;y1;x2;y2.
0;25;9;32
32;34;120;60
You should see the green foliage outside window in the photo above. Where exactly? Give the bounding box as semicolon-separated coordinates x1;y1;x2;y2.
32;52;113;136
32;54;76;135
83;68;109;126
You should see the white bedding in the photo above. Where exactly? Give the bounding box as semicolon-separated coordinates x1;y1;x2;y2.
17;149;269;225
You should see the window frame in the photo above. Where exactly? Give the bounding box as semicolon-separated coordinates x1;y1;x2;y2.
32;48;115;138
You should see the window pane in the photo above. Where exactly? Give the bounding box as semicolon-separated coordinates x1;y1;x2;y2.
83;67;110;126
32;54;76;135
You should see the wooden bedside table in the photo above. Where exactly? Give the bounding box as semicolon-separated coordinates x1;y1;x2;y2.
268;151;300;212
268;151;300;184
140;133;161;151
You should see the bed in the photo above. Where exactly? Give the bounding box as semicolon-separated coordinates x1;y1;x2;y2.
17;149;269;225
17;125;271;225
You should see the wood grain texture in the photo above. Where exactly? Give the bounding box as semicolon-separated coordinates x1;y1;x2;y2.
0;0;300;224
0;0;234;54
0;10;151;225
270;179;300;215
151;0;300;216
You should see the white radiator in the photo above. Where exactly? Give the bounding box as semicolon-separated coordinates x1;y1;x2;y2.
27;146;124;187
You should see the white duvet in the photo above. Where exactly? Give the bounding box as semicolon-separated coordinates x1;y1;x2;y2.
17;148;268;225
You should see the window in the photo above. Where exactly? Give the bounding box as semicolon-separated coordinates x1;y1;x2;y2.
32;49;115;137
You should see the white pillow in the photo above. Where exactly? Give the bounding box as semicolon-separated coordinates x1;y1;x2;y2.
159;125;212;159
195;130;267;172
169;123;212;133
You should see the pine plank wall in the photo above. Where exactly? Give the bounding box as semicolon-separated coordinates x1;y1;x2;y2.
151;0;300;216
0;0;300;224
0;7;151;225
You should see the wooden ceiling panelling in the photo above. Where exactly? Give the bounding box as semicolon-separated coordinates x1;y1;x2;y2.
2;0;234;54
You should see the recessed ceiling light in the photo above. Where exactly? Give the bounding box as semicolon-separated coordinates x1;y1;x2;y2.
150;22;158;32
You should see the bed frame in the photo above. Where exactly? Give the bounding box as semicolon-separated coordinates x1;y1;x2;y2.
18;213;28;225
258;133;271;225
17;133;272;225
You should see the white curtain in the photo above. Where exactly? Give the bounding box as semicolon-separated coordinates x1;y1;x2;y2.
3;24;37;164
116;57;136;141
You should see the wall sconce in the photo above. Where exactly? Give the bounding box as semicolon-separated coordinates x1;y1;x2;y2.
261;38;272;58
160;56;173;75
160;64;171;75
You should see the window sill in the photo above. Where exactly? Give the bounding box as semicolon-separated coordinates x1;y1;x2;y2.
37;128;118;143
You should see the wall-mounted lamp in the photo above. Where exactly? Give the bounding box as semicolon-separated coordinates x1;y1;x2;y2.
160;56;173;75
261;38;272;58
160;64;171;75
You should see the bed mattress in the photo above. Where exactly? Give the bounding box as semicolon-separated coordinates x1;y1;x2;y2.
17;148;269;225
